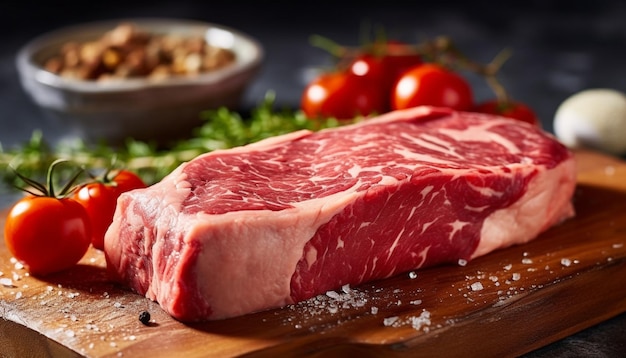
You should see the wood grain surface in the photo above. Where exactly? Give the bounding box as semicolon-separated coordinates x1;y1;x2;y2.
1;149;626;358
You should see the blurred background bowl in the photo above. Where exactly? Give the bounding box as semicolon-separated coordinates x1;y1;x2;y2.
15;18;264;145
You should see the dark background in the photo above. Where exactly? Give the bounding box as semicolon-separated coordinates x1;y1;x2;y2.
1;1;626;356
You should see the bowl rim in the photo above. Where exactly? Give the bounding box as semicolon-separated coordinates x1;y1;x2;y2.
16;17;264;93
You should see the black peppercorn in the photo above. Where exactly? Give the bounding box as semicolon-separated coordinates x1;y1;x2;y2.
139;310;151;325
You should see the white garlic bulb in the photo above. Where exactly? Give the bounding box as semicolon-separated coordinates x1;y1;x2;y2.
554;88;626;156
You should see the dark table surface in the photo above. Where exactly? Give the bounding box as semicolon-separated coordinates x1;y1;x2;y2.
1;1;626;356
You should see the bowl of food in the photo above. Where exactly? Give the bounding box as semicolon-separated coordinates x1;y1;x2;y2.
16;18;264;144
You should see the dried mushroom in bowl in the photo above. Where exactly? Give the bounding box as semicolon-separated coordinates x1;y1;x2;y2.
43;22;237;81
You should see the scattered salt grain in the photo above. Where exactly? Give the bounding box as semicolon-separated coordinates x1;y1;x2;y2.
325;290;340;300
15;292;22;299
65;330;75;338
371;307;379;315
0;278;14;287
470;282;484;291
457;259;468;267
383;316;399;326
410;299;423;305
521;258;533;264
613;243;624;249
410;310;431;331
561;258;572;267
503;264;512;271
408;271;418;279
511;273;521;281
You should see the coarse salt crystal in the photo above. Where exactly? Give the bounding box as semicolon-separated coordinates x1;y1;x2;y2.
561;258;572;267
512;273;521;281
410;299;422;305
503;264;512;271
458;259;468;267
470;282;484;291
383;316;399;327
410;310;431;331
371;306;379;315
0;278;14;287
325;290;340;300
522;258;533;264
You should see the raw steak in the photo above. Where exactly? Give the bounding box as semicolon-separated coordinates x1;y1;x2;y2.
104;106;577;322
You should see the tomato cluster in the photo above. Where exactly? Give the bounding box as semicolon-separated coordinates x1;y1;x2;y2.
300;39;539;126
4;161;146;276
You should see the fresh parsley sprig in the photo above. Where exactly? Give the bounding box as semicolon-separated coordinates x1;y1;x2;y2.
0;93;348;191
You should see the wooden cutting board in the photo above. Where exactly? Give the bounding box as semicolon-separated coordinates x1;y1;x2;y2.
1;149;626;358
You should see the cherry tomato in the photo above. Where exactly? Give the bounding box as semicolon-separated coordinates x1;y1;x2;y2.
73;183;118;251
473;99;540;126
73;169;146;250
301;71;387;120
349;45;422;112
4;196;91;276
111;170;147;194
349;41;422;94
391;63;474;111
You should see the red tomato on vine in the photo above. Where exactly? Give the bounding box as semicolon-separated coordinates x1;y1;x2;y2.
391;63;474;111
349;41;422;106
73;169;146;250
301;71;387;120
4;160;91;276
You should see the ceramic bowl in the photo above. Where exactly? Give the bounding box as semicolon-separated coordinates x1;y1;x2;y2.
16;18;264;144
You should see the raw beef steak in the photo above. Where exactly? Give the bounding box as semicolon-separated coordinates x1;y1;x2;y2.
104;106;577;322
